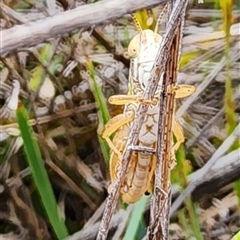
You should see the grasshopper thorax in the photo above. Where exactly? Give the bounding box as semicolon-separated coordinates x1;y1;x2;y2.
128;29;163;94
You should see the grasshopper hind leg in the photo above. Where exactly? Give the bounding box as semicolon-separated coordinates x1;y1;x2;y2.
102;110;135;159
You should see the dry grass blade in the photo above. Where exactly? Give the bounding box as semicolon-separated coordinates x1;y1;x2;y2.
177;44;240;118
1;104;96;130
170;123;240;216
1;0;168;56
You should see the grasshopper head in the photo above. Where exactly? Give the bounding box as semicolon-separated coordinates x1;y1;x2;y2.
128;30;163;92
128;29;162;60
128;7;168;93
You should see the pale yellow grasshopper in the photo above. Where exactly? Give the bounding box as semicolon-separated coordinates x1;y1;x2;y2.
97;1;193;239
102;5;195;204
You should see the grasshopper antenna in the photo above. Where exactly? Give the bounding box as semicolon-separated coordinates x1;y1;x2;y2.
130;13;142;33
154;3;169;33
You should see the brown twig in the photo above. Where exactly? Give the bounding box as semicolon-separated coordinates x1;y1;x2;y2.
146;2;188;239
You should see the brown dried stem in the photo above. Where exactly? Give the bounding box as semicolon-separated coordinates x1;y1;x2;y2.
1;0;168;56
146;5;187;239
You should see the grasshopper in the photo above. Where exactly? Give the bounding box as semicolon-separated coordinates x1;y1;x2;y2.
101;4;195;205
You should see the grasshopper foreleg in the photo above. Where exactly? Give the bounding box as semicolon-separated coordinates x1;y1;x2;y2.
168;84;195;98
108;94;157;106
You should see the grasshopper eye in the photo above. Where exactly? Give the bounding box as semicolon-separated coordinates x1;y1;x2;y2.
128;47;138;58
128;34;140;58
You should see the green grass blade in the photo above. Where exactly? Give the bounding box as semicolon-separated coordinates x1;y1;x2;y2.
135;9;157;31
174;145;202;238
220;0;240;210
220;0;237;135
232;231;240;240
87;60;110;164
28;65;46;92
16;106;69;239
123;195;149;240
87;61;110;124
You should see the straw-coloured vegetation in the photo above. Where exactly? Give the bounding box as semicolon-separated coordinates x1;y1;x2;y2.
0;0;239;239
